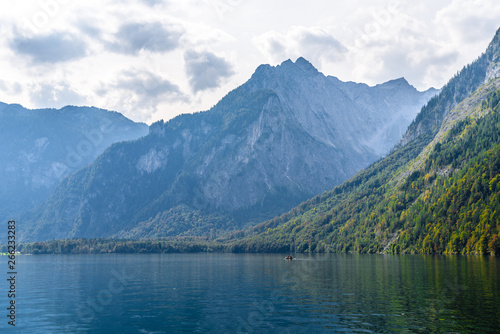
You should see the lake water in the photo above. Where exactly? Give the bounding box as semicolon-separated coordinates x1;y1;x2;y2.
1;253;499;333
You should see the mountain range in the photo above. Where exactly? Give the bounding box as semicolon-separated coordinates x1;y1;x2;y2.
229;27;500;255
18;58;436;242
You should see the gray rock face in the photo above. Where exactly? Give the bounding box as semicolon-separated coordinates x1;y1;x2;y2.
486;61;500;82
194;94;350;212
0;104;148;222
249;58;437;157
192;58;437;213
21;58;436;241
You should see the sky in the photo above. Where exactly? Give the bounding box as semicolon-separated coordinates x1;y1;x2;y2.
0;0;499;124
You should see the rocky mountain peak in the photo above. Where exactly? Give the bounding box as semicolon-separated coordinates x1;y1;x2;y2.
377;77;411;89
295;57;319;73
278;57;320;76
250;57;321;83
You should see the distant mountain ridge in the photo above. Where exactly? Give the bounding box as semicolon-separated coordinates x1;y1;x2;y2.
0;103;148;223
20;58;436;242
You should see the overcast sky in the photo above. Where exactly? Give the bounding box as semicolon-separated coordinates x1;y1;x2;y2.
1;0;499;124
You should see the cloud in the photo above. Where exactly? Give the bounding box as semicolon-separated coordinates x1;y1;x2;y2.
77;21;102;39
339;1;500;90
436;0;500;44
30;82;86;108
0;80;22;96
139;0;166;6
254;31;287;62
1;1;497;124
365;43;458;89
101;68;188;120
11;32;87;64
184;50;234;93
113;69;184;99
340;3;487;89
292;27;347;62
254;26;347;68
109;22;182;55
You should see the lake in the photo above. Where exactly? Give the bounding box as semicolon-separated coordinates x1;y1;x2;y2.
1;253;499;333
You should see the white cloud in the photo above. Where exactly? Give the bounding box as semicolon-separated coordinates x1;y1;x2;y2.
184;50;234;93
108;22;183;55
30;81;86;108
11;32;88;64
325;1;500;90
0;80;22;96
138;0;166;6
254;26;347;68
437;0;500;45
98;68;189;122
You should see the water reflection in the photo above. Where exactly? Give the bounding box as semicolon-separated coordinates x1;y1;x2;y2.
0;254;498;333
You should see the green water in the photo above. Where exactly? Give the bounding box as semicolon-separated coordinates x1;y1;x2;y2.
1;253;498;333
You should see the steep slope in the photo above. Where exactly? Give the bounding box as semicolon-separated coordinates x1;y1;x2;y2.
231;28;500;255
0;104;148;223
21;59;435;242
400;28;500;146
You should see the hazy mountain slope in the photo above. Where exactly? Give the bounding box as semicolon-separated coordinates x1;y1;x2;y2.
21;59;435;242
399;28;500;147
0;104;148;222
230;28;500;255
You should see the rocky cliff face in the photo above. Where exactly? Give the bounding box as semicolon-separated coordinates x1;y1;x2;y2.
0;104;148;222
21;58;436;241
190;58;437;214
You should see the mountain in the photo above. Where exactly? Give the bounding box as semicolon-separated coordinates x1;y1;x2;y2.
0;104;148;223
247;58;438;157
229;28;500;255
20;58;436;242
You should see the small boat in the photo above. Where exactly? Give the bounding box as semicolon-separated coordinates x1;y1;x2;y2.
285;255;293;260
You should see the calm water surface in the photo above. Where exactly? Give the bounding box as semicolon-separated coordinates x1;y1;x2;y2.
0;253;498;333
